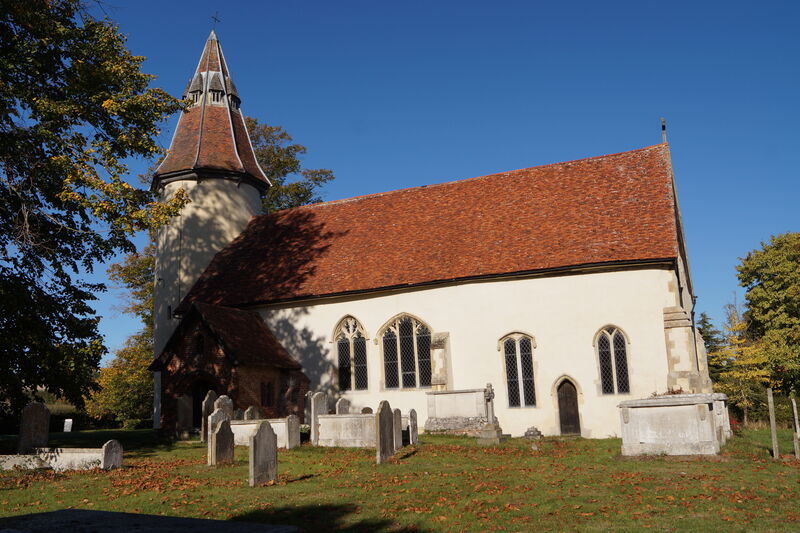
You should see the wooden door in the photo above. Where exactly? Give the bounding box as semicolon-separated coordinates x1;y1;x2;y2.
557;380;580;435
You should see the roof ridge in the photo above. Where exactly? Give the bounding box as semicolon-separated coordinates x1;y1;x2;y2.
268;143;668;215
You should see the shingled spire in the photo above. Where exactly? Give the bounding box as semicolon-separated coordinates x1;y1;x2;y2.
154;31;269;190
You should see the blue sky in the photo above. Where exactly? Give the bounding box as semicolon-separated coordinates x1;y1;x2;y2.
92;0;799;358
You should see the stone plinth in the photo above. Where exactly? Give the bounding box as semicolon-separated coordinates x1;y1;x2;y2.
230;416;301;449
424;388;489;436
619;393;729;456
317;414;376;447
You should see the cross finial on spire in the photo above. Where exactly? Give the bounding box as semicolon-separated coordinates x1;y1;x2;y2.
211;12;221;30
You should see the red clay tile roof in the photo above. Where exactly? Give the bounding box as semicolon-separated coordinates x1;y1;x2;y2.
152;303;302;368
154;31;269;188
178;143;680;310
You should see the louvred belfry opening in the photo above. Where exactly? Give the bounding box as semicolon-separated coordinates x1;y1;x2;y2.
154;30;269;191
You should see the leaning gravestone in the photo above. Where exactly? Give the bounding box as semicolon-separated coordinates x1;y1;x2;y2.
408;409;419;445
214;395;234;419
200;390;218;443
376;401;394;464
63;419;73;433
209;419;234;466
335;398;350;415
18;402;50;453
361;407;373;414
206;408;230;464
310;392;327;445
244;406;262;420
393;409;403;450
249;421;278;487
285;414;300;449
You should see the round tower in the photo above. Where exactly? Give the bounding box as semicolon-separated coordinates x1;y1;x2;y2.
151;31;270;427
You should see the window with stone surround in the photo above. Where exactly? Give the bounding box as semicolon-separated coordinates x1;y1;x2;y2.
500;333;536;407
596;326;630;394
334;316;368;392
379;315;432;390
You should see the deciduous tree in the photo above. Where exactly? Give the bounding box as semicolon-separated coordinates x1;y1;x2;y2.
0;0;185;416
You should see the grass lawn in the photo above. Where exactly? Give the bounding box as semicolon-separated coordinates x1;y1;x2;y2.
1;429;798;532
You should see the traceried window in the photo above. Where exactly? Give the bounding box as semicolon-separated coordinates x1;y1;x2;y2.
501;334;536;407
380;315;432;389
596;326;630;394
335;316;368;391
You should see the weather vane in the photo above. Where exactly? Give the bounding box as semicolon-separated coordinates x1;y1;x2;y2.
211;12;221;30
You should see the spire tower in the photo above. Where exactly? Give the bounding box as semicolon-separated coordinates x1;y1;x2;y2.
154;31;269;189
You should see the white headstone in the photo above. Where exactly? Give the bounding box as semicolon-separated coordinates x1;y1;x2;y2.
310;392;327;445
249;421;278;487
335;398;351;415
285;414;300;450
63;419;73;433
101;440;123;469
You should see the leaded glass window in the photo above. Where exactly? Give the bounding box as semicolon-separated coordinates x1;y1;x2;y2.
334;317;368;391
501;334;536;407
381;315;433;389
596;327;630;394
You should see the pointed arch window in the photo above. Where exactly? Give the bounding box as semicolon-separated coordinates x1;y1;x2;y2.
500;334;536;407
380;315;432;389
596;326;630;394
334;317;368;391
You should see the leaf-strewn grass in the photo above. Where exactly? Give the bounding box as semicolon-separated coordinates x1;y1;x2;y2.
0;429;798;532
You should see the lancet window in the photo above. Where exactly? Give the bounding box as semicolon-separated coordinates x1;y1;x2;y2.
335;316;368;391
596;326;630;394
380;315;432;389
501;334;536;407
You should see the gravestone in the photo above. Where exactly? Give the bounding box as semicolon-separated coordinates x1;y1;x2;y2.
285;414;301;449
207;407;231;464
310;392;327;445
18;402;50;453
214;395;234;419
101;440;124;469
304;391;313;424
477;383;505;445
408;409;419;445
176;395;192;431
234;408;245;420
200;390;218;443
209;419;234;466
393;409;403;450
249;421;278;487
335;398;351;415
361;407;373;414
375;401;394;464
244;406;262;420
63;419;73;433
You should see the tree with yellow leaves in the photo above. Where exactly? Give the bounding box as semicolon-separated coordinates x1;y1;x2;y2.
709;304;770;424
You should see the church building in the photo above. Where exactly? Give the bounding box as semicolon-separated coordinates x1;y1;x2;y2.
149;32;712;438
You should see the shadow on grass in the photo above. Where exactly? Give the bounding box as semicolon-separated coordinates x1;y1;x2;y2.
0;429;177;457
233;504;431;532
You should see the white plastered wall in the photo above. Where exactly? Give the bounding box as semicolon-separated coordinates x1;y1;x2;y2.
153;178;262;356
257;267;684;438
